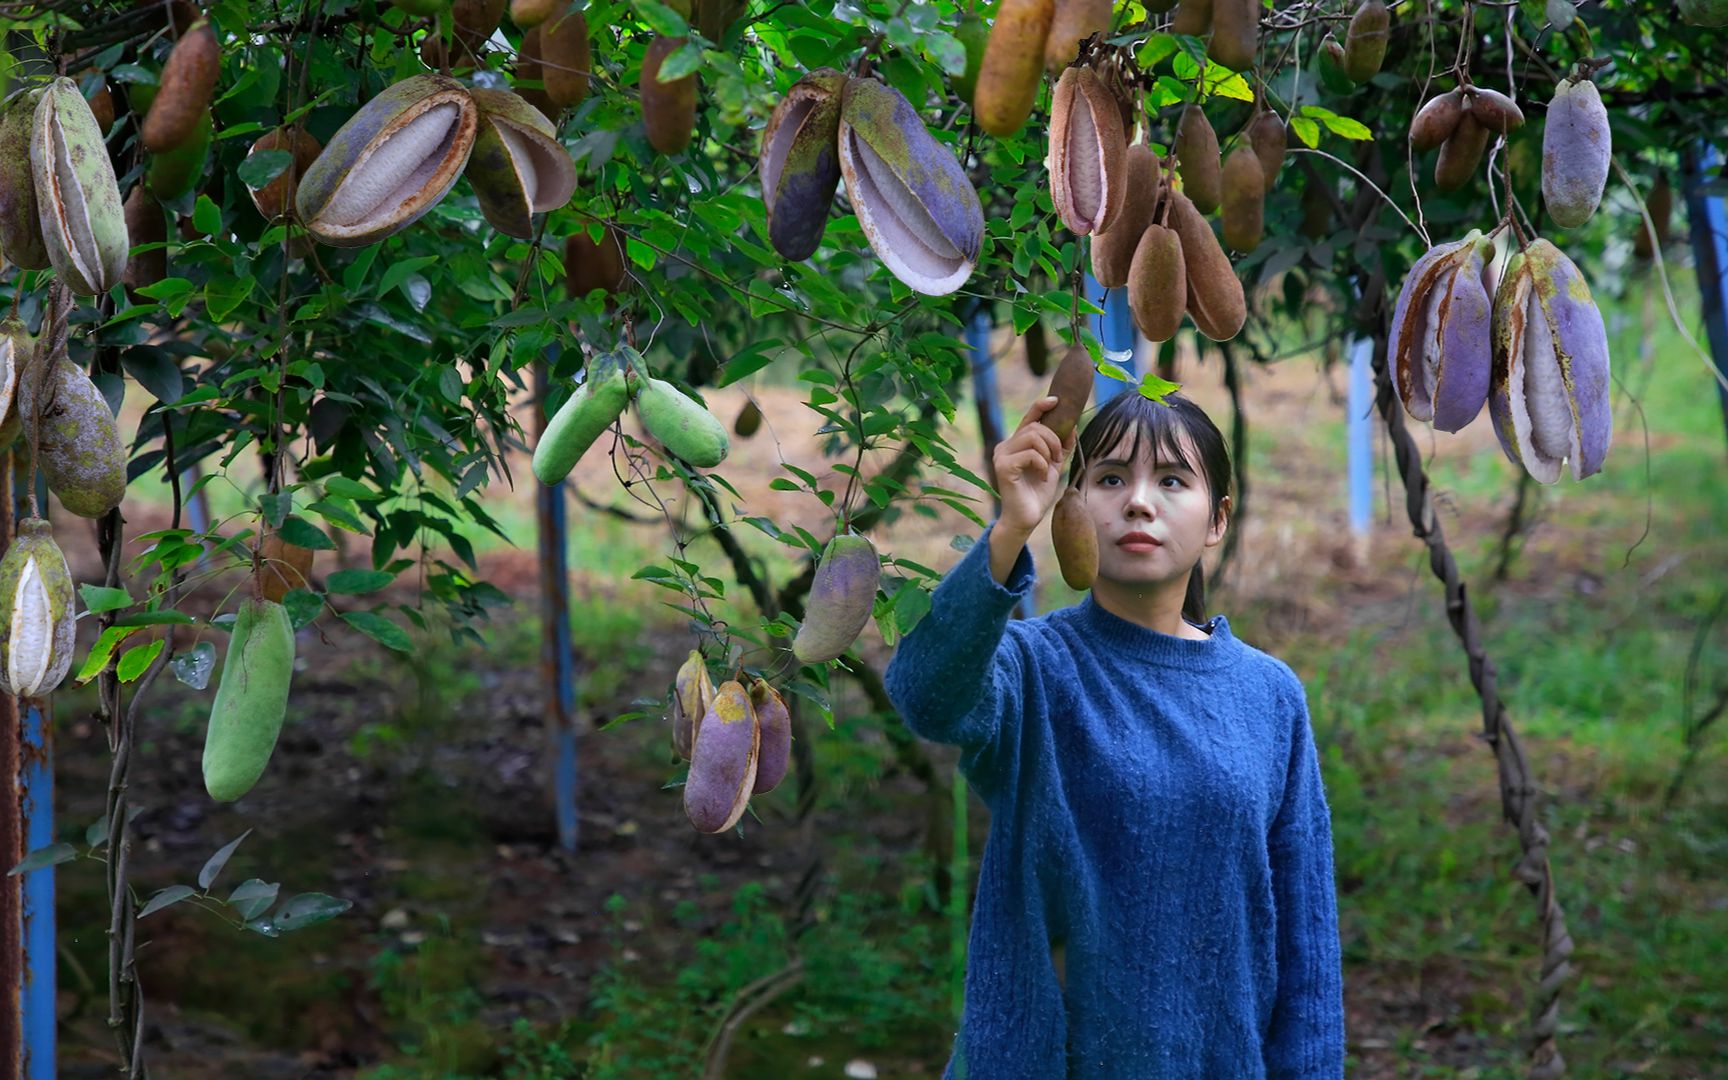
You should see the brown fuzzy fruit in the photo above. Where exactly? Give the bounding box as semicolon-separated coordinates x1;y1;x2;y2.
258;531;316;603
1089;143;1160;288
121;186;167;296
1342;0;1389;83
1127;223;1185;343
510;0;558;26
972;0;1054;137
1044;0;1113;75
1175;106;1221;214
1166;188;1245;341
566;226;629;296
85;76;116;131
142;19;220;154
1041;343;1095;442
1434;112;1488;192
1169;0;1214;36
640;35;697;155
244;127;321;220
1409;89;1464;152
1050;486;1097;590
1219;145;1264;252
1247;111;1286;187
1465;87;1524;135
541;5;591;108
515;26;558;120
1208;0;1258;71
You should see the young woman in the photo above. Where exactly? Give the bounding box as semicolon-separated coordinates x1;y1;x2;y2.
883;386;1345;1078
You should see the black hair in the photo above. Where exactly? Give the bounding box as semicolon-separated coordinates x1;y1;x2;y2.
1065;388;1233;625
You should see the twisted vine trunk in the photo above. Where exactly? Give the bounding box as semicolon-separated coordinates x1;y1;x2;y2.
1362;286;1574;1079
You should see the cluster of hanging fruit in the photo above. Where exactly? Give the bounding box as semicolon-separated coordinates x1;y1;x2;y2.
531;345;730;484
758;69;984;296
1392;51;1618;484
669;652;791;833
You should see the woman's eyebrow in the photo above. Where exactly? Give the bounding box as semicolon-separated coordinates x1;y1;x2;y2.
1092;458;1194;473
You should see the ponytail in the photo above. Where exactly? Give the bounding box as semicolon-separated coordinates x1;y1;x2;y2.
1182;563;1207;627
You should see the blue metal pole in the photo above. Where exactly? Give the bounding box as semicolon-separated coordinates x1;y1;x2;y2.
1348;334;1375;538
14;462;53;1080
966;309;1036;618
1682;142;1728;452
1085;273;1137;408
535;353;579;853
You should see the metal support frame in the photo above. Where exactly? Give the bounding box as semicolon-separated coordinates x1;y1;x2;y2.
5;457;54;1080
1682;142;1728;451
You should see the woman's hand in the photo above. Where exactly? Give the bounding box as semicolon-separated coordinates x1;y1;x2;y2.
992;395;1079;539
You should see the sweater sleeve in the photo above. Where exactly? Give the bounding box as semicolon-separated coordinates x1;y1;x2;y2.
1264;676;1347;1079
882;522;1036;788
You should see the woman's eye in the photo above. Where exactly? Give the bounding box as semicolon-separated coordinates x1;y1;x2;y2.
1163;475;1184;488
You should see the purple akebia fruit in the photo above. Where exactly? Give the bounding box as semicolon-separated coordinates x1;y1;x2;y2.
1488;238;1612;483
669;648;715;761
836;77;984;296
1541;74;1610;229
1388;230;1494;432
683;679;760;834
791;532;881;664
747;677;792;795
759;68;845;262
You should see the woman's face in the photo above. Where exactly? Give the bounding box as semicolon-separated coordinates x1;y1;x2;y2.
1078;427;1228;590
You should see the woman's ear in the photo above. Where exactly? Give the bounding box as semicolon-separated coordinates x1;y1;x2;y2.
1207;495;1232;546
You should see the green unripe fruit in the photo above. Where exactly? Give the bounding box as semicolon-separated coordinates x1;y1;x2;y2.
203;596;296;802
636;376;729;468
791;533;881;664
531;352;631;484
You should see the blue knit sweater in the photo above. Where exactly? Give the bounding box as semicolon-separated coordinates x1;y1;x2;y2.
882;523;1345;1079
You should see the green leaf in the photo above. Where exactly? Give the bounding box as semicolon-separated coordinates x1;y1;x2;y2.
340;610;413;653
117;639;165;682
1320;114;1372;140
79;584;133;614
1289;117;1320;148
271;892;353;932
325;569;393;595
376;256;441;301
637;0;689;36
74;625;142;684
205;275;254;322
228;878;279;920
277;516;335;551
237;149;291;189
657;40;704;81
193;194;221;236
1136;33;1178;69
138;884;197;919
198;829;253;891
8;842;76;876
322;477;380;501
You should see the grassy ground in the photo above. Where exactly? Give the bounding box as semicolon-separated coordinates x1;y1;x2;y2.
50;263;1728;1078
